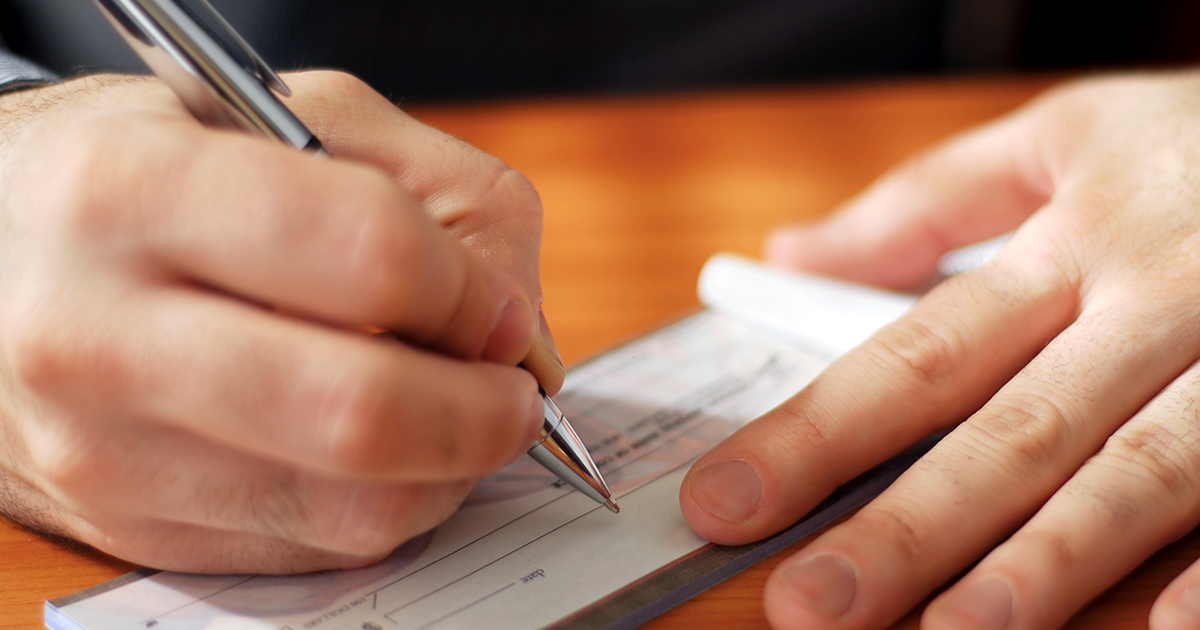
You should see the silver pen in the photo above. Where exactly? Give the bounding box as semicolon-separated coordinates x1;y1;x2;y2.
93;0;619;514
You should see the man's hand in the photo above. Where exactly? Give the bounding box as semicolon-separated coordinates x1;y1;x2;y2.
680;72;1200;630
0;72;562;573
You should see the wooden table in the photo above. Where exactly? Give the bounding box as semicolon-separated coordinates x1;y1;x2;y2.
4;74;1191;629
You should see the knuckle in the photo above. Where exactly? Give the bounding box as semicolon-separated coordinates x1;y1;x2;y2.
1069;478;1144;534
435;260;496;358
344;189;427;317
856;504;932;563
489;167;544;221
748;402;845;488
759;395;836;456
965;393;1071;469
865;317;965;392
425;410;505;479
442;160;545;233
422;400;473;474
317;367;521;479
1020;528;1081;571
7;306;74;394
26;432;91;498
41;121;148;237
6;303;135;403
483;167;545;244
320;376;400;477
302;363;529;480
427;371;532;478
1102;423;1200;502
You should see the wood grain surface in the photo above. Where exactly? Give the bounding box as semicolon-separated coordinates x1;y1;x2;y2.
6;74;1187;630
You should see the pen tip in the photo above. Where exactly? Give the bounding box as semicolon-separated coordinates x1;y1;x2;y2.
604;499;620;514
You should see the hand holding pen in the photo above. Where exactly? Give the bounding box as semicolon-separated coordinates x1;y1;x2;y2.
92;0;615;511
0;15;582;574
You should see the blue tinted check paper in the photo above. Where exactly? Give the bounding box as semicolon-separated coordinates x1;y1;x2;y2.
46;255;929;630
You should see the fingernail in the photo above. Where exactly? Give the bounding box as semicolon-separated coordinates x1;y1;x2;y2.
537;309;562;364
932;577;1013;630
1171;585;1200;624
779;554;858;619
521;308;566;394
689;459;763;522
513;389;547;463
482;299;536;363
529;388;547;434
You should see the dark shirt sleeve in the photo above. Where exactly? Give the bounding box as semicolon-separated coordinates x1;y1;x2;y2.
0;49;60;93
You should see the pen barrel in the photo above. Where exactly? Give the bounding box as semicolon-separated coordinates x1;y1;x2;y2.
94;0;322;152
528;396;613;505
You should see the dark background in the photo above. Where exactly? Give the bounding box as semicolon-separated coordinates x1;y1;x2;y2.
2;0;1199;103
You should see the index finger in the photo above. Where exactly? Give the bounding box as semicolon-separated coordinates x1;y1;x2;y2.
679;248;1075;543
34;102;537;366
283;71;564;391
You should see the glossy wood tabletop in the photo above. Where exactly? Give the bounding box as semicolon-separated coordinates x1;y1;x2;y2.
4;74;1192;629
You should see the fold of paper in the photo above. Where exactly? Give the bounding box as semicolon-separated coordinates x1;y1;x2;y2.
698;253;917;357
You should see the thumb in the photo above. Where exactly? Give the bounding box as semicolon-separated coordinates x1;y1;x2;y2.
765;109;1055;290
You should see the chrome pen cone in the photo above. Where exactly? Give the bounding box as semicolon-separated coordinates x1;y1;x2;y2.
527;390;618;511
